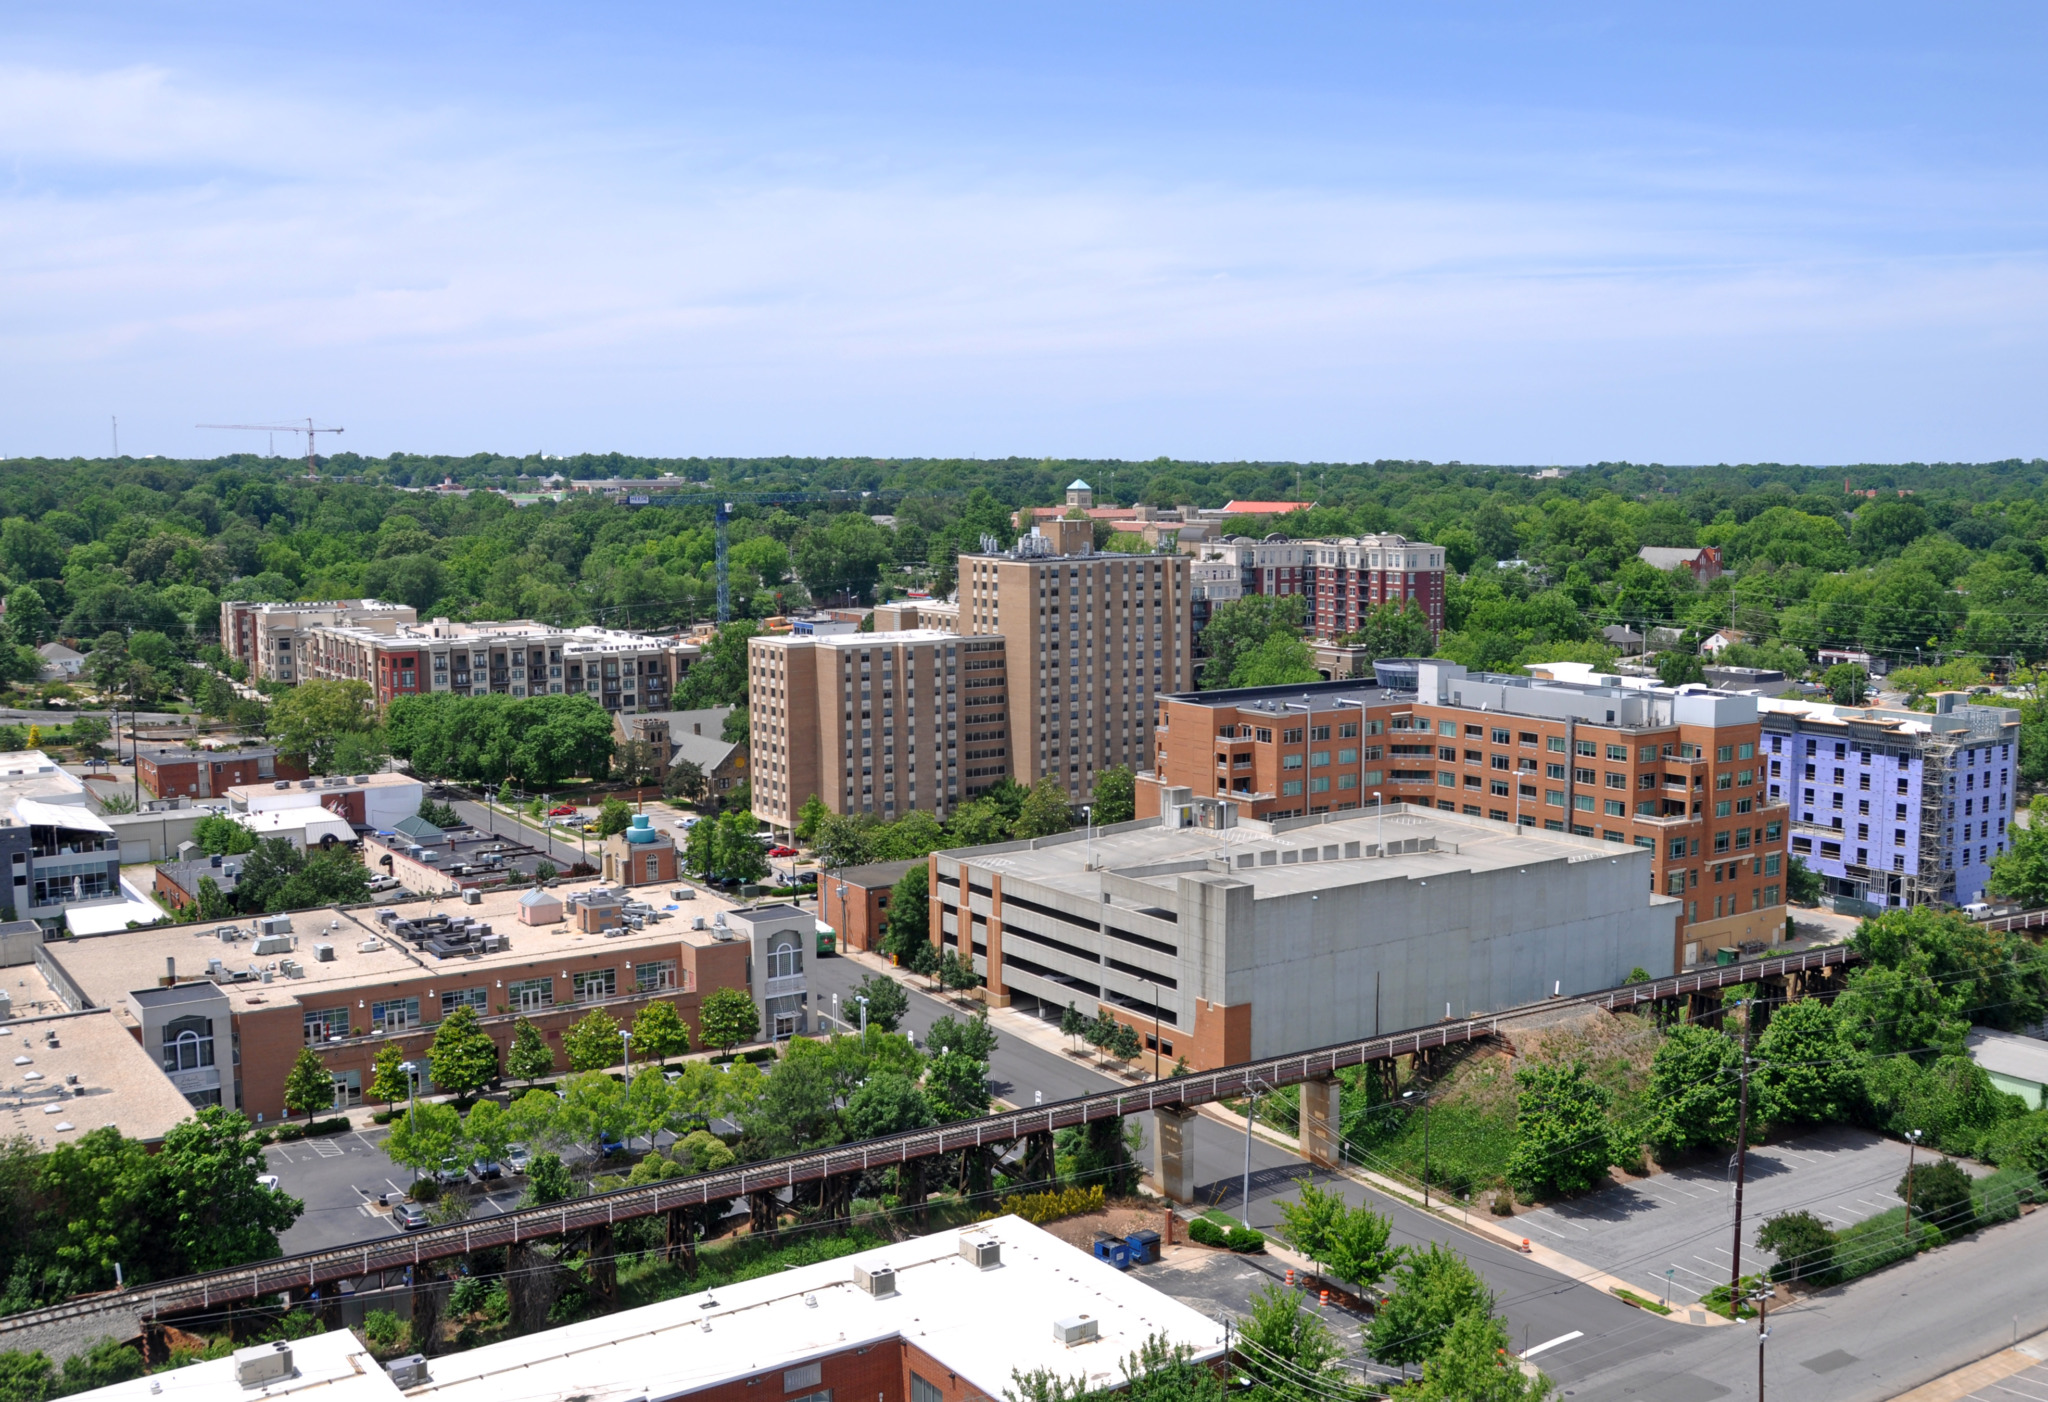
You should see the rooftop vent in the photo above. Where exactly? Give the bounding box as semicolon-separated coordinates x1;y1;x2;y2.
386;1355;429;1387
853;1262;897;1298
1053;1316;1098;1347
233;1342;294;1388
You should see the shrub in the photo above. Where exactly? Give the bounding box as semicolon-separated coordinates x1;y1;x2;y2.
360;1310;405;1353
1829;1209;1941;1284
1224;1226;1266;1252
1974;1163;2039;1227
994;1184;1105;1225
1187;1217;1227;1247
371;1110;395;1126
273;1123;305;1142
409;1177;441;1203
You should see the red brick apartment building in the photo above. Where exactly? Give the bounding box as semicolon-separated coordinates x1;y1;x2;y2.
1192;533;1446;643
1137;660;1789;966
136;745;305;800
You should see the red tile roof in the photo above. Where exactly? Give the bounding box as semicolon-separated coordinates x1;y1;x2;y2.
1220;500;1313;514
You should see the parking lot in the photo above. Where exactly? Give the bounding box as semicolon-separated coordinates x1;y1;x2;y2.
1512;1126;1937;1306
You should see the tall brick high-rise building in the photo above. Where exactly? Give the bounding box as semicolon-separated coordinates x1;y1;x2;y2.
958;537;1193;802
749;629;1008;830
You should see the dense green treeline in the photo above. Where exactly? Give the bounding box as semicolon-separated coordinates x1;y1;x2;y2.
13;455;2048;784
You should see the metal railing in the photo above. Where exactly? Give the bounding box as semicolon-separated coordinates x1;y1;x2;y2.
0;946;1859;1337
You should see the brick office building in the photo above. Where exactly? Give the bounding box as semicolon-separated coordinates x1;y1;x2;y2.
296;617;700;712
135;745;305;800
44;881;750;1118
818;857;920;953
1137;659;1789;968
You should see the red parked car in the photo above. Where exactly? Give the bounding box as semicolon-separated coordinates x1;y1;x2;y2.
548;804;578;816
768;846;797;858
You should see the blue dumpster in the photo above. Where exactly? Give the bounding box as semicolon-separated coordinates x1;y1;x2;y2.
1093;1238;1133;1270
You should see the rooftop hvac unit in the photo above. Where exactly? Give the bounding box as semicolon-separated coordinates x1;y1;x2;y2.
256;915;293;937
273;781;291;790
251;933;293;956
386;1355;429;1387
298;779;317;790
462;889;481;905
960;1236;1001;1269
217;925;240;942
691;917;706;931
313;943;334;962
853;1263;897;1298
232;1342;294;1387
205;957;225;978
357;938;383;953
1053;1316;1098;1348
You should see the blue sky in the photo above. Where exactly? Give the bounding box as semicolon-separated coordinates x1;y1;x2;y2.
4;3;2046;464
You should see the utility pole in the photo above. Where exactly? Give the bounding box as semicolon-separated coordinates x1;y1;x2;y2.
1756;1286;1771;1402
1728;996;1754;1301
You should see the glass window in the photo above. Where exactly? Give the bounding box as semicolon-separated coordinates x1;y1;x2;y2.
371;997;420;1031
767;940;803;979
636;959;678;991
162;1014;213;1072
1281;779;1304;796
1311;776;1331;793
303;1007;349;1043
441;988;488;1017
1338;748;1358;764
573;969;618;1001
508;977;554;1011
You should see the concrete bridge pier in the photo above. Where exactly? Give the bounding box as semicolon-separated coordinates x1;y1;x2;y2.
1151;1105;1198;1203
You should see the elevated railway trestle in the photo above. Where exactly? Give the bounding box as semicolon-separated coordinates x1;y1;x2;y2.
0;945;1856;1352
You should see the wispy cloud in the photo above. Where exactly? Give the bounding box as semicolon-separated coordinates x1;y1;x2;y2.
2;25;2046;463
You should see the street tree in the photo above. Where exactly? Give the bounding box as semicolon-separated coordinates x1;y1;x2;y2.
923;1049;992;1122
1506;1060;1613;1200
1234;1284;1357;1401
843;1071;936;1140
507;1018;555;1084
699;987;760;1058
1365;1242;1494;1367
562;1007;625;1073
597;796;633;837
1645;1024;1740;1160
879;864;929;960
794;793;830;844
387;1101;462;1177
1323;1200;1403;1296
631;999;692;1064
369;1043;411;1111
153;1109;305;1273
926;1011;997;1061
266;679;380;774
282;1047;333;1122
938;948;980;998
1060;1002;1088;1050
1012;777;1074;840
851;973;909;1032
1396;1309;1554;1401
1090;766;1136;826
461;1098;511;1167
425;1005;500;1100
1277;1179;1346;1276
1108;1020;1142;1069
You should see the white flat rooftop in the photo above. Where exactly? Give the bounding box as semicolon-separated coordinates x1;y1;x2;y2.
70;1329;399;1402
410;1215;1225;1402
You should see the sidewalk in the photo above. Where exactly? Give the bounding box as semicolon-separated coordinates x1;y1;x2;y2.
1886;1327;2048;1402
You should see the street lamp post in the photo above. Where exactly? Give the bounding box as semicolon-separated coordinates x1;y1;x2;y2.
1373;791;1384;853
1242;1077;1269;1231
398;1060;419;1124
1903;1129;1924;1244
620;1029;632;1076
854;994;869;1036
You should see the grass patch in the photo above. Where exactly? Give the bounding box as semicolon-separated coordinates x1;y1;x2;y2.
1610;1287;1672;1315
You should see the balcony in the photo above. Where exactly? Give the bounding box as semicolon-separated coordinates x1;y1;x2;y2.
764;973;807;1000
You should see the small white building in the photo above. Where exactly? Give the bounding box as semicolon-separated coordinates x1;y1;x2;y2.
36;642;83;680
225;772;423;831
517;886;564;925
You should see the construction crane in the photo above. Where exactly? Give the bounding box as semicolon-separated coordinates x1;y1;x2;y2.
196;418;345;476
